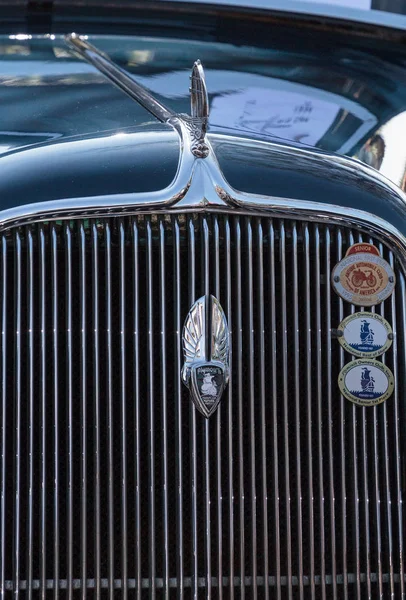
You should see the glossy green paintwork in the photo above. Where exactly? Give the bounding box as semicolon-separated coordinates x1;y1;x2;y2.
0;29;405;235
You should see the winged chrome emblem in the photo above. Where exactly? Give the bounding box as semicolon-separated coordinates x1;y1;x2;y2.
181;295;230;418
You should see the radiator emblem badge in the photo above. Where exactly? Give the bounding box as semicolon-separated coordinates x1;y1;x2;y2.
338;359;394;406
331;243;395;307
182;295;230;418
337;312;393;358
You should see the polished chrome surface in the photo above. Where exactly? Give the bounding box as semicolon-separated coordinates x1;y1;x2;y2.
182;294;230;418
185;60;210;159
0;38;404;276
65;35;210;159
0;215;405;598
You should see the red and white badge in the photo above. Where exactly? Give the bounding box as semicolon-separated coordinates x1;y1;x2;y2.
331;243;395;307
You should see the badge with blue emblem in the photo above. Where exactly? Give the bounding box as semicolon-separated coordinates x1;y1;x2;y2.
337;312;393;358
338;359;394;406
182;295;230;418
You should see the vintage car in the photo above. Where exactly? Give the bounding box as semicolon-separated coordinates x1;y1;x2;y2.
0;0;405;598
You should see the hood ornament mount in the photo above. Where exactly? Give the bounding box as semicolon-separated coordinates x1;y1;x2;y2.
182;295;230;418
64;33;236;210
183;60;210;159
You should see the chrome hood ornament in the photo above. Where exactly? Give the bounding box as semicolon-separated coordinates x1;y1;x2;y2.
182;295;230;418
185;59;210;158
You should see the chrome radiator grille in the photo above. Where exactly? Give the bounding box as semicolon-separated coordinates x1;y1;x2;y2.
0;214;405;599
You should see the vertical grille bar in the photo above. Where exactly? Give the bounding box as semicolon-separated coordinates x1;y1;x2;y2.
292;223;304;599
391;257;405;598
187;217;198;600
132;220;141;600
13;230;21;600
146;219;156;597
91;223;101;598
214;216;223;600
325;227;337;599
159;220;169;599
373;387;383;595
26;229;34;600
0;236;5;600
304;224;315;599
378;243;395;597
174;216;184;597
280;221;292;600
202;217;211;599
246;218;257;598
397;273;406;599
39;227;46;600
225;216;234;600
105;223;114;600
257;220;269;600
336;229;348;600
361;243;372;600
119;221;128;600
79;224;87;600
65;225;73;600
269;221;281;600
315;225;326;599
235;217;245;599
361;401;371;598
52;226;59;600
348;231;361;600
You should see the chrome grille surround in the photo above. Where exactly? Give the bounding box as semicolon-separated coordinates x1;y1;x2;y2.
0;115;405;599
0;212;404;600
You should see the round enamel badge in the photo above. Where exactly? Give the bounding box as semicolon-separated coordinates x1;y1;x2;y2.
337;312;393;358
338;359;394;406
331;243;395;307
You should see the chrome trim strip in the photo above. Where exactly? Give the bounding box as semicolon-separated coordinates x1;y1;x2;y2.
13;231;21;600
269;220;281;599
347;230;360;600
225;216;235;600
174;217;184;595
325;228;337;600
234;218;245;596
65;224;73;600
202;217;212;599
280;221;293;598
0;236;6;600
257;219;269;600
51;226;59;600
119;220;128;600
187;216;199;600
159;220;169;598
132;220;141;600
378;242;396;598
105;223;114;600
0;126;405;273
336;230;348;600
246;218;257;597
91;223;101;598
213;216;223;600
146;218;156;596
304;223;316;600
292;223;303;599
2;573;406;590
79;223;87;600
27;229;34;600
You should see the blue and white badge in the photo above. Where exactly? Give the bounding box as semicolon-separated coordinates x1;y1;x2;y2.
338;359;394;406
337;312;393;358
